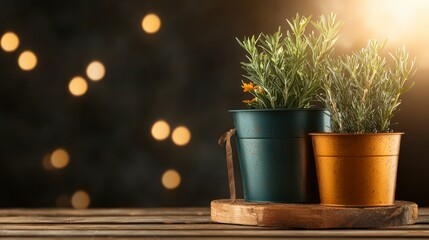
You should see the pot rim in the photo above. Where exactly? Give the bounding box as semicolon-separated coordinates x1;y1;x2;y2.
309;132;404;136
229;108;327;112
320;203;396;207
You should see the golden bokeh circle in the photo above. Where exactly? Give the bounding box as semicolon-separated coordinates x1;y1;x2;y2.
50;148;70;169
0;32;19;52
86;61;105;81
171;126;191;146
151;120;171;140
161;169;181;190
68;76;88;96
18;50;37;71
141;13;161;34
71;190;91;209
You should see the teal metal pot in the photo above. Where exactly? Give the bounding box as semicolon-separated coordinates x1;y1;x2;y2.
230;109;330;203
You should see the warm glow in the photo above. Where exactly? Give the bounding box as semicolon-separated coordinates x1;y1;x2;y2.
56;194;70;208
142;13;161;34
1;32;19;52
71;190;91;209
171;126;191;146
316;0;429;68
42;154;54;170
18;50;37;71
86;61;105;81
50;148;69;169
68;76;88;96
162;169;181;190
151;120;171;140
362;0;424;42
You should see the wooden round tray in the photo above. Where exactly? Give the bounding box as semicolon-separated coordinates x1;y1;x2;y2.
211;199;418;229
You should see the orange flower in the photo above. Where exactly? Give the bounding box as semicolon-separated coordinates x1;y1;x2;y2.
241;82;256;92
242;98;257;104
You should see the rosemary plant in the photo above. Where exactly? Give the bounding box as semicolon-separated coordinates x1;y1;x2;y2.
321;40;416;133
237;13;342;109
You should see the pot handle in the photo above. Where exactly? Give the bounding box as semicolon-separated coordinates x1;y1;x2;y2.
218;128;236;202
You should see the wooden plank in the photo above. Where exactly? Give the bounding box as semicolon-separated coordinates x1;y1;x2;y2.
384;224;429;230
0;215;211;224
0;207;423;225
0;208;426;239
419;208;429;215
211;199;418;229
420;215;429;223
0;208;209;216
3;224;426;231
0;223;426;231
0;229;429;237
0;223;264;230
0;236;421;240
1;223;429;231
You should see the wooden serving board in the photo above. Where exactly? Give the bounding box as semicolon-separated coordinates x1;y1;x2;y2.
211;199;418;229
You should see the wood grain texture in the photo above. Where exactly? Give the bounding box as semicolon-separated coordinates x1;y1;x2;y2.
0;208;209;216
0;215;212;224
211;199;418;229
0;207;426;239
1;229;429;238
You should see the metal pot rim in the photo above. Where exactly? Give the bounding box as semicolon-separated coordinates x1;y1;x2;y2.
309;132;404;136
229;108;327;112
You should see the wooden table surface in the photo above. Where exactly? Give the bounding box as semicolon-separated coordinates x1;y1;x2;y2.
0;207;427;239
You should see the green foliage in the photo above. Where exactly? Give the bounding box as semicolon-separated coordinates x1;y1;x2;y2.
321;40;416;133
237;13;342;109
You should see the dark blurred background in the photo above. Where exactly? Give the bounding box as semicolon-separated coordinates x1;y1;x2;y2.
0;0;428;208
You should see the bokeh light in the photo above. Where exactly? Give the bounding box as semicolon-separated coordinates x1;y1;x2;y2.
56;194;71;208
68;76;88;96
161;169;181;190
42;154;54;170
50;148;70;169
171;126;191;146
71;190;91;209
151;120;171;140
18;50;37;71
141;13;161;34
86;61;105;81
1;32;19;52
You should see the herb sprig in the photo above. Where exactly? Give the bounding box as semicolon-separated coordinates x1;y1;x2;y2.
321;40;416;133
237;13;342;109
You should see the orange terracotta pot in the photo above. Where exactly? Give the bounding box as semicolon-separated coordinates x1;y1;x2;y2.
310;133;403;207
